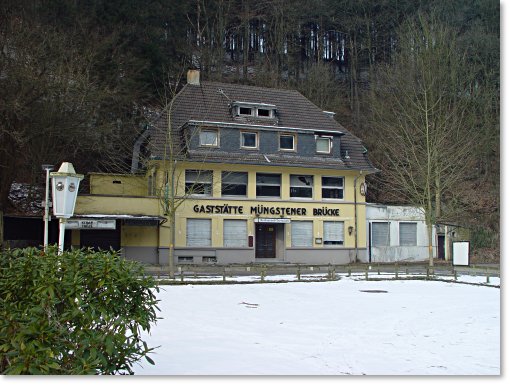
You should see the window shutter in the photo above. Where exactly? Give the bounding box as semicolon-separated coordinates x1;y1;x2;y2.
324;221;344;244
372;222;390;246
224;220;247;247
399;223;417;246
187;219;211;246
291;221;313;247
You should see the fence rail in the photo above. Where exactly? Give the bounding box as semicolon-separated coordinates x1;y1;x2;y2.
143;262;500;285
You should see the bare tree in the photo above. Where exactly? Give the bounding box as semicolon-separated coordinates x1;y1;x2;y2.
367;14;480;266
149;71;224;278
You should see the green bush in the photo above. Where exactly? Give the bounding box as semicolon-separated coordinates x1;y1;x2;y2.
0;247;160;375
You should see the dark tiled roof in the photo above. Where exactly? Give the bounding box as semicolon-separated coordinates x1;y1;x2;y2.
149;81;377;172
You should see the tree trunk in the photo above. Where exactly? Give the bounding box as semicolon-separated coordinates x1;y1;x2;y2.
168;209;176;279
0;210;4;250
427;221;434;267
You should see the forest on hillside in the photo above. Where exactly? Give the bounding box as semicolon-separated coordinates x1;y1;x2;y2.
0;0;499;251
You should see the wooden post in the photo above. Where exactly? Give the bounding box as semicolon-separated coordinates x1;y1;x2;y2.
454;270;457;281
223;267;226;282
348;268;351;277
395;264;398;279
297;265;301;281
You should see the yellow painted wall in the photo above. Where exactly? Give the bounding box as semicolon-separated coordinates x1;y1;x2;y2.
75;195;160;217
89;173;147;196
163;161;368;249
77;161;370;252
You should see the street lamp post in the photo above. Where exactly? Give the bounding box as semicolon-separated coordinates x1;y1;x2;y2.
50;162;83;254
42;164;54;250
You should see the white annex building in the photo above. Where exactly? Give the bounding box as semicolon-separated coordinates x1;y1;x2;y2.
365;204;437;263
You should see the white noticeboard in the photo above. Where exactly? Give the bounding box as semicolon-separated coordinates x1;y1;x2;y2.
453;241;470;266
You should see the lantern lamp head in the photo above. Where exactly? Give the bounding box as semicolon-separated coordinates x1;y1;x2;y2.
50;162;84;219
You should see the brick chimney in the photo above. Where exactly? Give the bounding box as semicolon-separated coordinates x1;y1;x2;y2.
187;69;200;85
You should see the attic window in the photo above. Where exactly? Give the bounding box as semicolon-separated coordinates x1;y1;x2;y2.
239;107;252;115
316;136;332;154
257;108;271;117
233;102;276;119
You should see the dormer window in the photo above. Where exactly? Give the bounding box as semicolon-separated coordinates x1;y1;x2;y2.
239;107;252;116
233;102;277;119
279;133;296;151
199;129;219;147
257;108;271;117
316;136;332;154
241;131;258;149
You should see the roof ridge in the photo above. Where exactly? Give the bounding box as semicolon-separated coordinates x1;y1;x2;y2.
199;80;301;94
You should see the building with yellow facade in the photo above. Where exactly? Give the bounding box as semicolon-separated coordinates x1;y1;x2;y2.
73;70;378;265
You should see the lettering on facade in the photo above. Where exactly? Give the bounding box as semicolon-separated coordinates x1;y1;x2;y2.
192;204;340;217
193;204;244;214
313;207;340;216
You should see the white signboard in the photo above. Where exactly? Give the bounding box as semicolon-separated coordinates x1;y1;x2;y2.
65;220;116;230
254;218;291;224
453;241;470;266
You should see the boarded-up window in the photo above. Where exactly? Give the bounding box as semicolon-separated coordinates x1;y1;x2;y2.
224;219;247;247
186;219;211;246
399;222;417;246
372;222;390;246
291;221;313;247
323;221;344;246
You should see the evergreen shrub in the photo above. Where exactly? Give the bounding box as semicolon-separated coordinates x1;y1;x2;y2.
0;247;159;374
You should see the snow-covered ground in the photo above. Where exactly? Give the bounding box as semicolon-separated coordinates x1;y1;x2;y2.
134;276;500;376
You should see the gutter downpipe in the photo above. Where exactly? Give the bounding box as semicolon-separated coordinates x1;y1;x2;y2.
353;171;364;263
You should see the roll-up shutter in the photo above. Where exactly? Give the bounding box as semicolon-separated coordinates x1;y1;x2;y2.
399;222;417;246
323;221;344;245
372;222;390;246
186;219;211;246
224;219;247;247
291;221;313;247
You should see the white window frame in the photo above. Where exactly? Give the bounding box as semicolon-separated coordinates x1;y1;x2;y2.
224;219;248;247
199;129;219;147
316;136;332;154
256;107;274;118
279;133;296;151
185;170;213;196
290;174;313;199
399;222;418;246
321;176;344;200
291;221;313;247
372;222;390;247
186;219;211;247
241;131;259;149
323;221;344;246
238;106;253;116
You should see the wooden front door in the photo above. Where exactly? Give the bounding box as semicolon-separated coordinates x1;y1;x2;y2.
256;224;276;258
437;235;445;260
